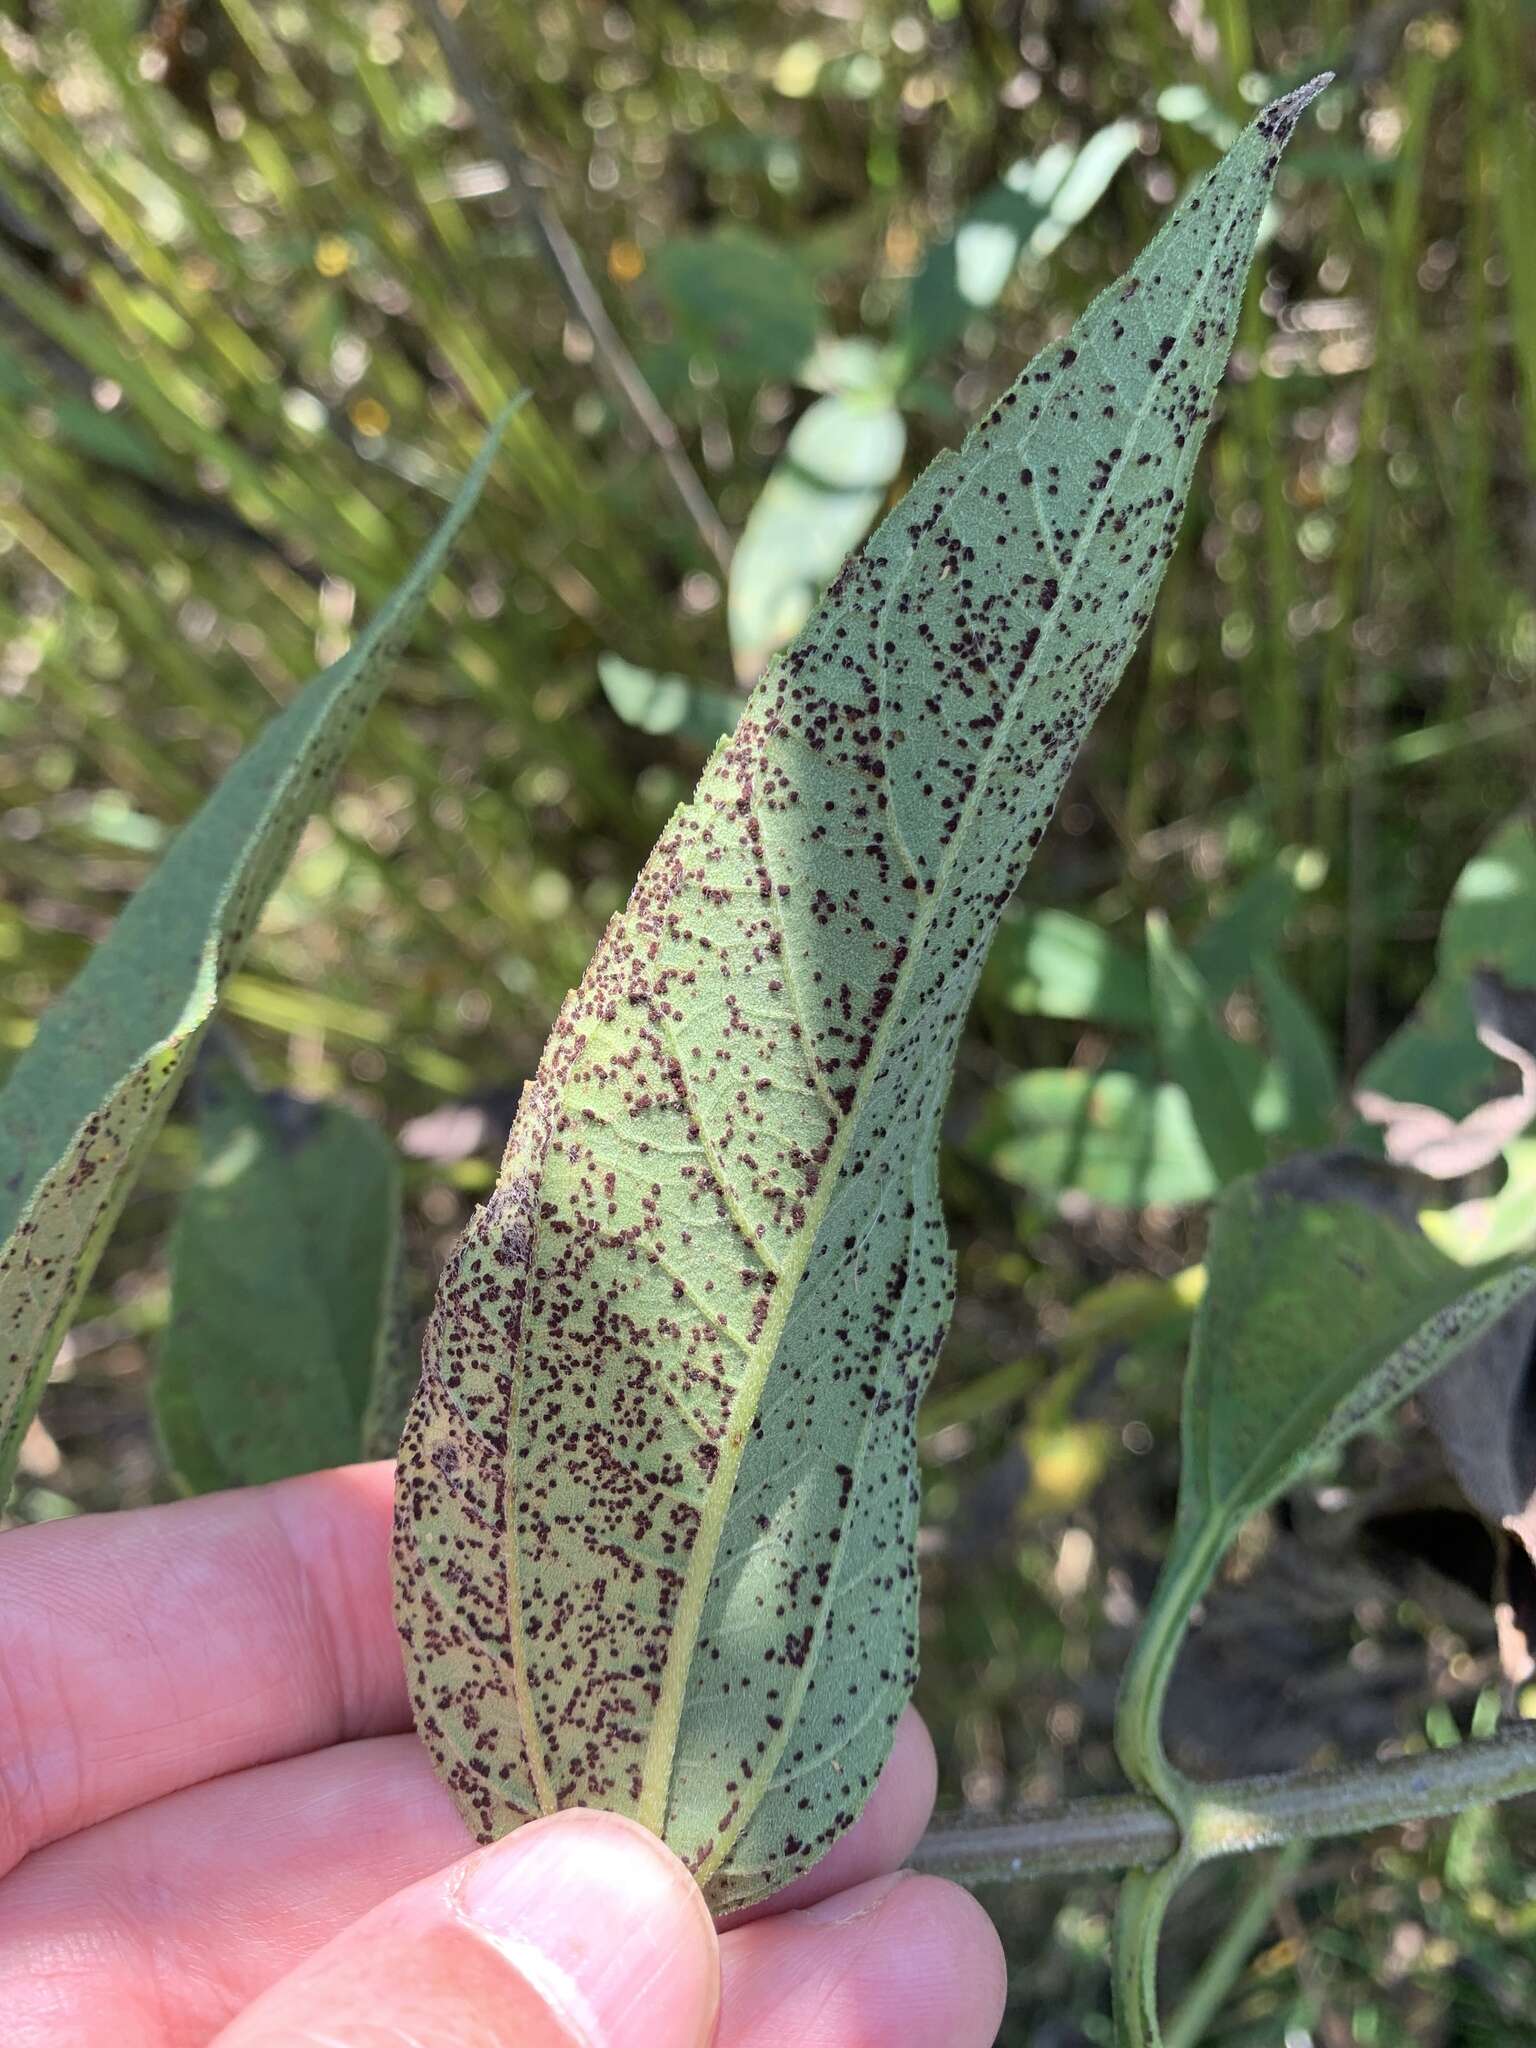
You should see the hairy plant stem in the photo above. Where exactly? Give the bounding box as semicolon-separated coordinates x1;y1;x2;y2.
908;1720;1536;1888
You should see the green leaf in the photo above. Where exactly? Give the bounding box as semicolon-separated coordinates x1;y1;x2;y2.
727;391;907;680
597;653;740;747
985;907;1153;1028
978;1069;1218;1211
1255;956;1338;1146
156;1047;403;1491
1146;912;1266;1185
0;412;508;1500
395;88;1320;1910
1187;854;1313;997
1359;816;1536;1123
898;121;1140;371
1116;1156;1536;1810
650;228;824;389
1113;1153;1536;2044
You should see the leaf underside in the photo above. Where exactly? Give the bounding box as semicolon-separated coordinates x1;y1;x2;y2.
393;89;1321;1910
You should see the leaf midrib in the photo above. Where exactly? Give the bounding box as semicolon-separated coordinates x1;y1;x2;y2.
623;157;1248;1850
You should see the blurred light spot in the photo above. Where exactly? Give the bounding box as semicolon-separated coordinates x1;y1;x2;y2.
1054;1527;1095;1601
350;397;389;437
607;238;645;283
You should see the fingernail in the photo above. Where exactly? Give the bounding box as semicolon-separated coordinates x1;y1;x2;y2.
457;1812;719;2048
799;1868;912;1927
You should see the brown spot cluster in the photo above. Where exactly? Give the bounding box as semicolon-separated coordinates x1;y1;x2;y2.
393;92;1316;1907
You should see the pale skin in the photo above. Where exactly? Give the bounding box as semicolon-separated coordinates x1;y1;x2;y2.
0;1461;1007;2046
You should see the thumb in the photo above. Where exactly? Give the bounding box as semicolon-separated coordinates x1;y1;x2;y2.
211;1808;721;2048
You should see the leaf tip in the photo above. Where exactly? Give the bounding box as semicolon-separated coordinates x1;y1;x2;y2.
1262;72;1334;132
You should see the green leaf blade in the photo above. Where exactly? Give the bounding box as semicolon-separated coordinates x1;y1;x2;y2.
1180;1162;1536;1540
155;1049;402;1491
1145;911;1266;1185
727;391;907;681
395;90;1322;1908
597;653;740;746
1117;1154;1536;1823
979;1069;1219;1212
0;414;508;1494
898;121;1139;371
986;907;1153;1028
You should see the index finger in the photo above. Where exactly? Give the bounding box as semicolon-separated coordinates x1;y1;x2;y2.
0;1461;407;1875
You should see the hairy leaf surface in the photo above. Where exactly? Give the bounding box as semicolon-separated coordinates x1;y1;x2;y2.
394;91;1322;1908
0;416;507;1500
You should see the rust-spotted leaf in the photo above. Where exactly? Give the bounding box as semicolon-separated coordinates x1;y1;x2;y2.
393;86;1327;1909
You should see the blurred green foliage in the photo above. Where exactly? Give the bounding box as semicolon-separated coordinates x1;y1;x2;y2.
4;2;1536;2040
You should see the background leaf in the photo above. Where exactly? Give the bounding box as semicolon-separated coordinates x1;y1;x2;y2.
1118;1150;1536;1814
597;652;739;746
395;88;1321;1909
0;414;506;1500
897;122;1140;372
1359;816;1536;1123
977;1069;1218;1212
155;1044;403;1490
726;389;906;680
1254;957;1338;1148
984;907;1153;1029
1146;911;1266;1185
650;227;825;389
1187;854;1315;997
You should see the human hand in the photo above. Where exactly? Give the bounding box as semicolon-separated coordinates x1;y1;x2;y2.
0;1462;1005;2045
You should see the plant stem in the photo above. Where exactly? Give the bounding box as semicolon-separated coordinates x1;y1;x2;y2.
910;1794;1179;1885
1113;1515;1232;1821
1114;1858;1189;2048
1163;1841;1310;2048
419;0;734;573
908;1722;1536;1888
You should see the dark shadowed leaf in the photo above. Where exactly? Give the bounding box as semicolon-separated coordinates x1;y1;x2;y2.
1419;1300;1536;1559
0;415;508;1501
155;1048;403;1490
394;91;1323;1908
